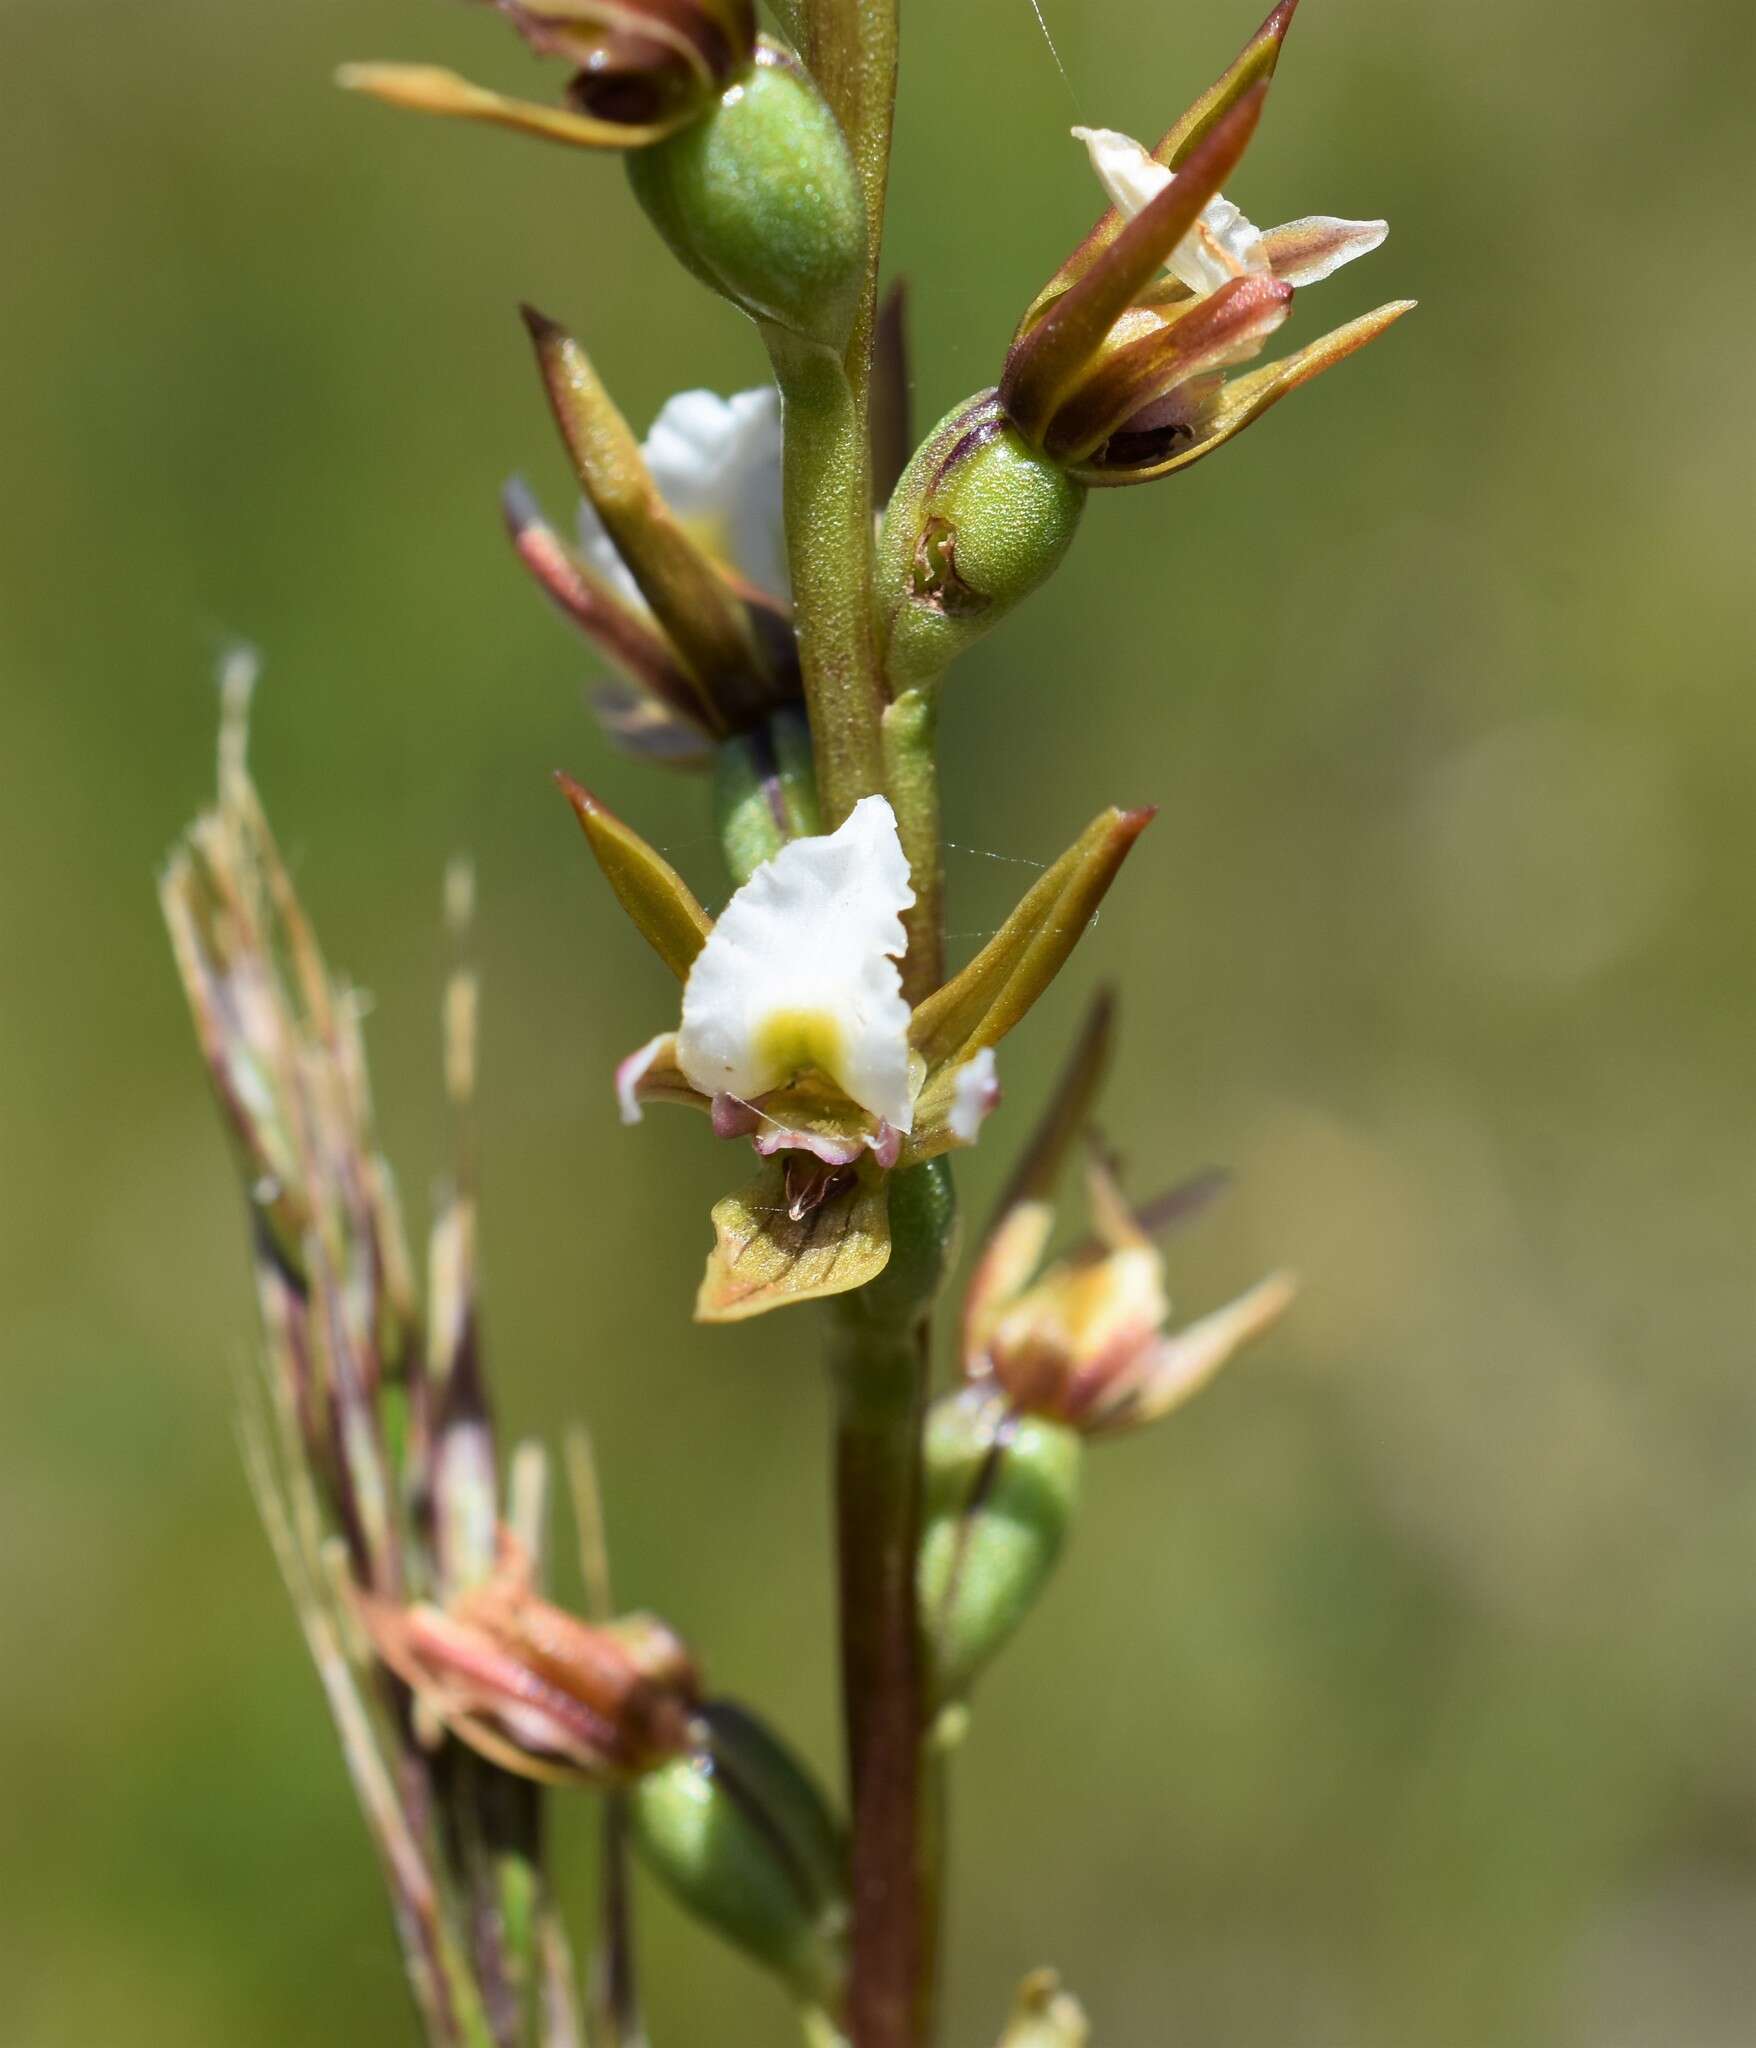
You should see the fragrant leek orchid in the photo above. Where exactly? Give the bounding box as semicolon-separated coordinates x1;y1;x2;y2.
560;781;1153;1318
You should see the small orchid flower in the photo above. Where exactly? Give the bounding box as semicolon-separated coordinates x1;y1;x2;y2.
919;996;1295;1707
505;310;800;767
999;0;1413;483
559;779;1154;1319
964;1145;1295;1438
356;1532;700;1788
614;796;996;1180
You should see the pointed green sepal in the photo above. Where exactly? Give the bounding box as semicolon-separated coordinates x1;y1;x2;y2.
909;806;1154;1073
556;774;712;979
522;306;765;729
1066;298;1417;487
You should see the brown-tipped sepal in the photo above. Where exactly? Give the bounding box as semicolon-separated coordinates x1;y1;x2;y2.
1021;0;1302;326
909;805;1155;1074
1065;297;1416;488
337;0;757;153
522;310;776;730
1001;87;1269;449
556;773;713;979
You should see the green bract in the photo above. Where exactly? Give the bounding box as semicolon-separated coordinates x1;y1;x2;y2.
628;42;866;351
877;393;1087;691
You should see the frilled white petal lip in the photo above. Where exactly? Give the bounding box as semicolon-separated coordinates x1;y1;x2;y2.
676;796;917;1132
579;385;788;610
1074;126;1386;302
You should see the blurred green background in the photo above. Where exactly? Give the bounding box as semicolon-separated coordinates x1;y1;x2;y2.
3;0;1751;2041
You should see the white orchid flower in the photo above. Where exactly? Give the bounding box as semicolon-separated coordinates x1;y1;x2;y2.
1072;125;1387;302
580;386;789;609
615;796;1000;1174
676;794;916;1132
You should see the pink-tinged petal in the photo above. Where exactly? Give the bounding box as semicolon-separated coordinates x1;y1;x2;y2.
1259;214;1388;286
1086;1271;1297;1436
615;1032;705;1124
750;1122;870;1167
949;1049;1001;1144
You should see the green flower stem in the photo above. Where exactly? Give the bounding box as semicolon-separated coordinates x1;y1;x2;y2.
763;325;887;825
882;688;944;1004
800;0;899;409
828;1163;956;2048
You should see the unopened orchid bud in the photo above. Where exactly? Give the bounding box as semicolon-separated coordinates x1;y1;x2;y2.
627;41;865;349
630;1700;848;2008
919;1388;1084;1709
876;391;1086;690
713;708;820;885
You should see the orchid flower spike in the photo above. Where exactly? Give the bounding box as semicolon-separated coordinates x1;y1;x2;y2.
560;781;1154;1318
999;0;1414;485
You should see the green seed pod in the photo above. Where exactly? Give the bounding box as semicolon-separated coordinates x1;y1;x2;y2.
918;1389;1084;1709
877;391;1087;691
713;708;820;885
629;1700;848;2008
627;41;865;351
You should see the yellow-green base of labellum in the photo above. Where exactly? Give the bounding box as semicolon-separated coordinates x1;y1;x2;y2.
629;1703;849;2012
877;393;1087;692
626;41;865;352
919;1394;1084;1710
